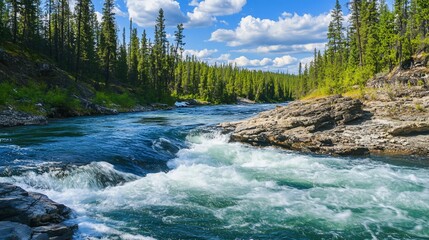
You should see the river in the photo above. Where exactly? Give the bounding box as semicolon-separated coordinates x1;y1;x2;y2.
0;104;428;239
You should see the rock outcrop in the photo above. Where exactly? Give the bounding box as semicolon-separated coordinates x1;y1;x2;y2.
0;182;77;240
221;90;429;157
0;110;48;128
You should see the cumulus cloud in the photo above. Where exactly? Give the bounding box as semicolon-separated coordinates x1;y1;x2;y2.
126;0;187;27
236;43;327;54
210;12;331;47
125;0;246;28
184;49;219;59
187;0;247;27
215;54;296;69
273;55;297;67
229;56;272;67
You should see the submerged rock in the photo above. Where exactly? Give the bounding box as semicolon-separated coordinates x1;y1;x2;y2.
0;110;48;127
0;182;77;239
221;93;429;157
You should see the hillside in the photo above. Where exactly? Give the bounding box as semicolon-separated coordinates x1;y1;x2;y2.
0;43;161;127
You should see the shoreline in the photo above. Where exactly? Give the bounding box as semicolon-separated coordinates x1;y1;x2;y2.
221;93;429;159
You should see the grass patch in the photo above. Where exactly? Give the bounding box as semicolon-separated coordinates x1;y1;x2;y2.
301;88;332;100
0;81;81;115
343;88;365;100
415;103;426;112
94;91;137;109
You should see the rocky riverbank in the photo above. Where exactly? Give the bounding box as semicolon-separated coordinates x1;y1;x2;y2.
221;67;429;158
0;182;77;239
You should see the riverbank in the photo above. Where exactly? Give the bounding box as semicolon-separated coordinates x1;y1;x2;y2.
221;66;429;158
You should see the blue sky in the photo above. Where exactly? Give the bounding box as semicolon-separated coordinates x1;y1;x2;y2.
89;0;388;73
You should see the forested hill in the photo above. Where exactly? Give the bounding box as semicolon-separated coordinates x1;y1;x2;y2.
0;0;300;117
301;0;429;98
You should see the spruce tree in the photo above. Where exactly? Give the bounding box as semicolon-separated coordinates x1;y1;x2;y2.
99;0;117;86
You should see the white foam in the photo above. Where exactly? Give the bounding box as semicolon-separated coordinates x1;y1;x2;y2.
2;131;429;238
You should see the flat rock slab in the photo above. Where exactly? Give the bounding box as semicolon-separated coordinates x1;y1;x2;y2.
222;94;429;157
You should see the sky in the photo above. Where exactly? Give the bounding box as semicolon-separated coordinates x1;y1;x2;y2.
89;0;389;73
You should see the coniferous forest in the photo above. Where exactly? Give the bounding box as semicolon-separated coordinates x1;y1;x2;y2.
0;0;428;107
0;0;299;107
303;0;429;97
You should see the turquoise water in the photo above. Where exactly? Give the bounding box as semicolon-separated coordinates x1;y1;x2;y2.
0;104;428;239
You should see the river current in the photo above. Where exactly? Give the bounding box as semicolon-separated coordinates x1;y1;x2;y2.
0;104;428;239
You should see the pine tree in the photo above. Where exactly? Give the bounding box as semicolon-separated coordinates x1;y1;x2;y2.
153;8;168;100
116;27;128;82
379;0;396;71
128;27;139;84
99;0;117;86
0;0;8;40
349;0;364;66
138;30;149;90
394;0;412;64
327;0;344;57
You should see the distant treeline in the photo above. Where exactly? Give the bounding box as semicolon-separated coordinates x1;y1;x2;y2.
300;0;429;97
0;0;301;104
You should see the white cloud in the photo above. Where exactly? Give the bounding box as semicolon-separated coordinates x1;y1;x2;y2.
126;0;187;27
236;43;327;54
114;5;128;17
218;54;231;61
229;56;273;67
69;0;77;10
210;12;331;47
184;49;218;59
221;55;296;69
95;11;103;23
273;55;297;67
186;0;247;27
189;0;200;6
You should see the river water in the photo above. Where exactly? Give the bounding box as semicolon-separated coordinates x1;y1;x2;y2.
0;104;428;239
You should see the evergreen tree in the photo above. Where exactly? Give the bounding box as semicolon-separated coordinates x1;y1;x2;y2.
99;0;117;86
327;0;344;56
75;0;96;80
153;8;168;100
128;27;139;84
116;28;128;82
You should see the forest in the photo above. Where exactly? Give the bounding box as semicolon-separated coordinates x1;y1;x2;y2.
0;0;428;107
301;0;429;98
0;0;299;106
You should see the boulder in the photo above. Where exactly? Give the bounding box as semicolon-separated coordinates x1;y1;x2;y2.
0;182;77;240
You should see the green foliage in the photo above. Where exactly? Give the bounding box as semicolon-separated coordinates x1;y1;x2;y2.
94;91;137;109
301;0;429;99
415;103;425;112
0;81;80;114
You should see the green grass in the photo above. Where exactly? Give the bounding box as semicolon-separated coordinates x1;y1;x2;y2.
94;91;137;109
0;81;81;115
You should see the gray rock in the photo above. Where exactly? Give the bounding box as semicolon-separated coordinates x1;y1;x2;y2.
0;183;71;227
0;110;47;128
33;223;77;240
0;221;32;240
222;93;429;157
0;183;77;240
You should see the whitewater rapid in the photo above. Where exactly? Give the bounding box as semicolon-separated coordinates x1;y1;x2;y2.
2;130;429;239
